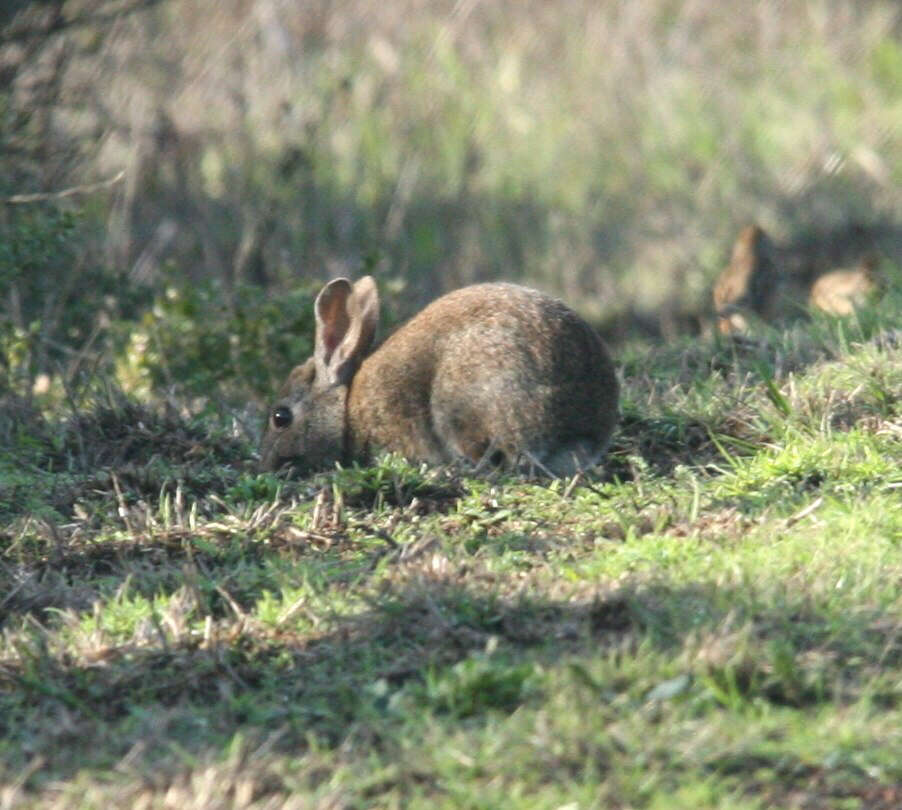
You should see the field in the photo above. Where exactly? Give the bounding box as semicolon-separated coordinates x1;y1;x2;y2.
2;1;902;808
3;308;902;808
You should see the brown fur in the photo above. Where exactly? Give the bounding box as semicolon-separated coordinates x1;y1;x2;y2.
712;224;780;335
809;255;884;316
260;278;619;476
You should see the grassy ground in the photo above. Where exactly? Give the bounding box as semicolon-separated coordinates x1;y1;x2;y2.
3;3;902;806
2;297;901;808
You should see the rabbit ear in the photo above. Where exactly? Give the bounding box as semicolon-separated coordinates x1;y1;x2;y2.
314;276;380;385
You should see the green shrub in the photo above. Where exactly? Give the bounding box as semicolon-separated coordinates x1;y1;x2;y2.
114;277;319;401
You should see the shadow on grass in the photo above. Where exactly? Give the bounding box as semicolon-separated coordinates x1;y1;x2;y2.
0;391;256;523
1;569;898;790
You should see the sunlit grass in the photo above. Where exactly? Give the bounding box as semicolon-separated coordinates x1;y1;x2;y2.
3;299;901;807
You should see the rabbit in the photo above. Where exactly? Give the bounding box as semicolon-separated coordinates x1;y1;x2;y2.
712;224;781;335
259;276;619;476
809;254;885;316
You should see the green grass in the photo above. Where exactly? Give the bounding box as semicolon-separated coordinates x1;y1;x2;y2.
2;310;901;809
3;3;902;805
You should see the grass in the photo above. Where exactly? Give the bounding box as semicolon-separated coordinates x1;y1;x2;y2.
2;304;902;808
3;3;901;805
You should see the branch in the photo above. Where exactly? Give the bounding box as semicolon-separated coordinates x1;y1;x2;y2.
1;170;125;204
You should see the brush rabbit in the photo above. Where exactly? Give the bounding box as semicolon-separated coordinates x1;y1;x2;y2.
259;276;619;476
712;224;781;335
809;255;884;316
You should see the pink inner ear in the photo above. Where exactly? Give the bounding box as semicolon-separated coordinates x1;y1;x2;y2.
323;330;341;354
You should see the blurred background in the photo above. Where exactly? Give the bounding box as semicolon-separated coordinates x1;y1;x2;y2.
1;0;901;411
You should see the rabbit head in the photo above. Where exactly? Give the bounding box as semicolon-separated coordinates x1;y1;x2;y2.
260;276;379;473
713;224;780;334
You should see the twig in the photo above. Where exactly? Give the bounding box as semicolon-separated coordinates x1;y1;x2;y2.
562;473;583;499
215;585;246;621
110;473;134;535
784;496;824;528
2;170;126;204
365;527;399;550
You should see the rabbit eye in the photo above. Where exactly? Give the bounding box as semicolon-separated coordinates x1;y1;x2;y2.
272;406;293;429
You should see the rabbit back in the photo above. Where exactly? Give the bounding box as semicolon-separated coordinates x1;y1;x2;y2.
809;257;884;316
347;283;618;474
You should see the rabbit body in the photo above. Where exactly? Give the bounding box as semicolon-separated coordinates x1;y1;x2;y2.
713;224;781;334
260;278;619;475
809;256;884;316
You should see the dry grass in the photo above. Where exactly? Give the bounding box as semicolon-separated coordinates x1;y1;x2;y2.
3;0;900;333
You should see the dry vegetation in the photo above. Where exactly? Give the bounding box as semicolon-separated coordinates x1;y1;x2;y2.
2;1;902;808
2;0;901;329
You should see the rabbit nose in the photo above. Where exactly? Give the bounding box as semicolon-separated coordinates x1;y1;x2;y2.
272;406;293;428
